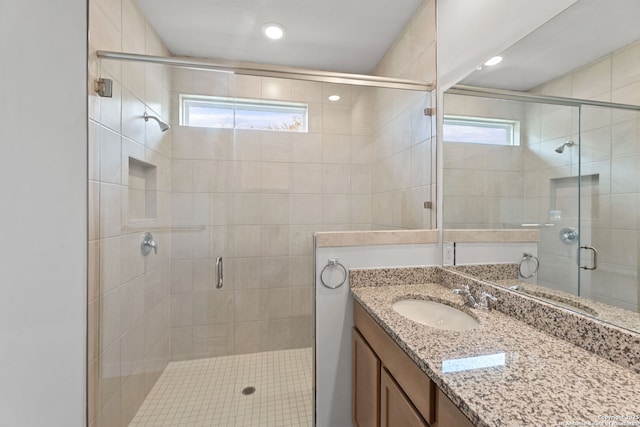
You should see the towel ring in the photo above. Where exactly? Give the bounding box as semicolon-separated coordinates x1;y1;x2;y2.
519;252;539;279
320;258;347;289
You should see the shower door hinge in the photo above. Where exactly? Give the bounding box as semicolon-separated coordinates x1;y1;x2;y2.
95;78;113;97
423;107;435;116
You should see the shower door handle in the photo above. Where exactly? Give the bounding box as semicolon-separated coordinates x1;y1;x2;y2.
580;245;597;270
215;256;223;288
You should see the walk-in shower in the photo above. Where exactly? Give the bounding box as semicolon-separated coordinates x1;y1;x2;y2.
443;85;640;333
89;48;433;426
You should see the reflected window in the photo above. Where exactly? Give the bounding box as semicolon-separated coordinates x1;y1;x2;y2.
444;115;520;146
180;95;308;132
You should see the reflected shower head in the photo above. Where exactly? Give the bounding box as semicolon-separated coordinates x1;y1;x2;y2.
555;140;575;153
143;112;170;132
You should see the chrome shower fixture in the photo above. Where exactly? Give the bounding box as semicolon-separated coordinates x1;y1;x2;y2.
555;140;575;153
143;112;170;132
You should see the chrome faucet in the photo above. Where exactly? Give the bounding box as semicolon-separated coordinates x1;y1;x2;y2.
452;285;497;311
452;285;478;308
478;292;497;311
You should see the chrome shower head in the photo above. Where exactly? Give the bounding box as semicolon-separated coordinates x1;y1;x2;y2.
143;112;170;132
555;140;575;153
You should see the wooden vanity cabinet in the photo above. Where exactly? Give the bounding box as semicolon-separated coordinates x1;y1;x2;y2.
353;301;474;427
353;329;380;427
380;367;428;427
436;389;475;427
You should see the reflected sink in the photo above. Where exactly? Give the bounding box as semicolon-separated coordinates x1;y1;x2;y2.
392;299;479;331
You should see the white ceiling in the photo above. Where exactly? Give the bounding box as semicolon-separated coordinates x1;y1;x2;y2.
460;0;640;91
135;0;425;74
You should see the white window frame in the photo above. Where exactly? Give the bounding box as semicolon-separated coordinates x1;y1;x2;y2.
180;94;308;132
443;115;520;146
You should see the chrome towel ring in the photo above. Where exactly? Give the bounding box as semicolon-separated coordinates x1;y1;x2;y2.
320;258;348;289
519;252;539;279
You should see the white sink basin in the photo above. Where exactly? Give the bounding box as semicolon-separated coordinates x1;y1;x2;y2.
392;299;479;331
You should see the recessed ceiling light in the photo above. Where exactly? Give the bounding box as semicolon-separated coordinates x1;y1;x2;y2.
328;95;340;102
484;56;503;66
263;23;285;40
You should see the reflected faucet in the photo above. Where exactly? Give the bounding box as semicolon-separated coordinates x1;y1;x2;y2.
452;285;478;308
452;285;497;311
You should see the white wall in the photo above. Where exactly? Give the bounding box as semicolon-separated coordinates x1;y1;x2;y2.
437;0;578;89
0;1;87;426
315;243;440;427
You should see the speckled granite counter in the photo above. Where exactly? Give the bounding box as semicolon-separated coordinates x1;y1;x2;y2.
352;281;640;426
447;264;640;336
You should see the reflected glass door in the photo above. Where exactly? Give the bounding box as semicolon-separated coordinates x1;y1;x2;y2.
578;105;640;314
527;103;580;295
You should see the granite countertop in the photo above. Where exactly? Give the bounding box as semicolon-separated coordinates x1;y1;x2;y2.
492;279;640;334
352;282;640;427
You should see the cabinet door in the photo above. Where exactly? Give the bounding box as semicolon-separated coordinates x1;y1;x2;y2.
380;368;428;427
353;328;381;427
435;389;474;427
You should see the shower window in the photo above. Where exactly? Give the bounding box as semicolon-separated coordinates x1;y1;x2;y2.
180;94;308;132
443;115;520;146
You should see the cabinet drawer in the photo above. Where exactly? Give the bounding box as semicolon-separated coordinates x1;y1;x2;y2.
354;301;436;424
381;367;428;427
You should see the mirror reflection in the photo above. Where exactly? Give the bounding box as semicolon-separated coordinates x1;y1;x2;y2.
442;0;640;334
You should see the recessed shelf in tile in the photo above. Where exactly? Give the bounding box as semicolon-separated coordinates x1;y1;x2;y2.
128;157;157;222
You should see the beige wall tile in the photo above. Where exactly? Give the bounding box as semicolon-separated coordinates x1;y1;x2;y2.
170;327;193;360
261;132;292;162
612;40;640;89
234;321;261;354
194;70;230;97
98;338;121;410
290;195;322;225
261;77;293;100
292;80;323;102
261;225;290;256
121;0;146;53
170;293;193;328
194;128;233;160
234;290;261;322
121;89;146;145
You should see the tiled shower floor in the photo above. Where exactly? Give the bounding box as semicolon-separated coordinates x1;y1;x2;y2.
129;348;313;426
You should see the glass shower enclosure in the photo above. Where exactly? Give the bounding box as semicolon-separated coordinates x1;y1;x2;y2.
443;87;640;332
89;50;433;426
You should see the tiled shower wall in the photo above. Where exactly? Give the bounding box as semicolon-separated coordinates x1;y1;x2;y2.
88;0;173;425
529;39;640;311
167;72;374;360
88;0;439;421
443;95;527;229
371;0;437;229
165;0;438;361
442;38;640;312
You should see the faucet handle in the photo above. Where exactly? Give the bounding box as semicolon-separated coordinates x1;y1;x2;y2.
479;292;497;311
452;284;470;294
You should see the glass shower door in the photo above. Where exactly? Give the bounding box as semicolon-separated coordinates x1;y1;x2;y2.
578;105;640;314
530;102;581;295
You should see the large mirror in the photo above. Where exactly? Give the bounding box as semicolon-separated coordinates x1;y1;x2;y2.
442;0;640;334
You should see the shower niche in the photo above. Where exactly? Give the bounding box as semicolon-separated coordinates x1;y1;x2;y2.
549;173;599;222
128;157;157;222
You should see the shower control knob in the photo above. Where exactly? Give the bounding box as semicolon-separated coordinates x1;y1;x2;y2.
559;227;578;245
141;232;158;255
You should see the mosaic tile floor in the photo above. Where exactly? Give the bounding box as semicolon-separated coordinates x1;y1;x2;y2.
129;348;313;426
